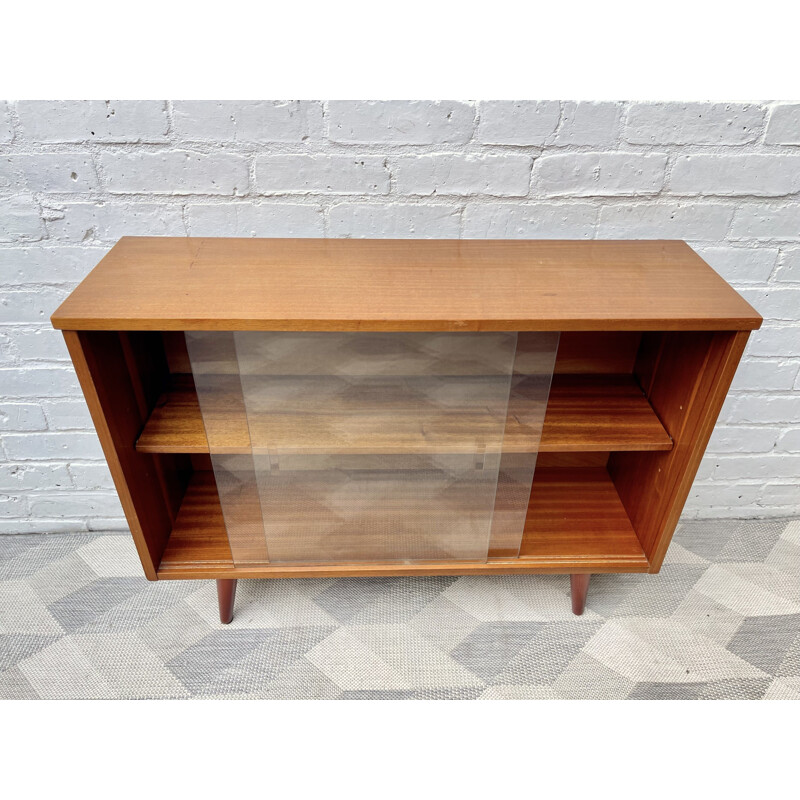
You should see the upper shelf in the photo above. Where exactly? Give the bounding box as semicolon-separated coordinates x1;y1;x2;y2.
51;238;762;332
136;372;673;455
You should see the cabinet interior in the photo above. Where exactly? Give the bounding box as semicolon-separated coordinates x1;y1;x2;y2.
69;328;740;579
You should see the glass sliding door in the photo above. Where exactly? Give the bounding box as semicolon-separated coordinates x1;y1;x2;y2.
186;331;557;565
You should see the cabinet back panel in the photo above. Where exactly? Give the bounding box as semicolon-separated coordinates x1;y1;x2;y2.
166;331;642;378
554;332;641;374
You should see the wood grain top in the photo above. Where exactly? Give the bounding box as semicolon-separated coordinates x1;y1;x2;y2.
51;237;762;332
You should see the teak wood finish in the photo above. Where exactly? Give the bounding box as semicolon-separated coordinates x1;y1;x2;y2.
570;574;591;615
52;238;760;332
135;373;673;455
216;579;237;625
157;467;648;578
53;237;761;621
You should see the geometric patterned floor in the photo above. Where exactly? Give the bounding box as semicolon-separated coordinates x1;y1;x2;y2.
1;517;798;700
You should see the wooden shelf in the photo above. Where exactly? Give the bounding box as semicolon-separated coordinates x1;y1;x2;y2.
542;374;672;452
521;468;646;565
157;467;649;578
137;373;672;456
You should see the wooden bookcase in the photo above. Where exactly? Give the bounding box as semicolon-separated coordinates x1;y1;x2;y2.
51;238;761;622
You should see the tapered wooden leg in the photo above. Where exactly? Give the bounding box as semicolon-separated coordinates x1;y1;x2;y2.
216;579;237;624
570;574;591;615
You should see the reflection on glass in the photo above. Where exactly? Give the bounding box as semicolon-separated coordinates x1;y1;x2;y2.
490;333;560;557
185;331;557;565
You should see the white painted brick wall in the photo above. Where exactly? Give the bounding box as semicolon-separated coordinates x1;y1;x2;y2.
693;246;777;284
0;99;798;533
624;103;766;145
670;154;800;196
47;202;186;241
255;155;389;195
552;102;622;147
394;154;531;197
15;101;169;143
533;153;668;196
186;202;325;237
0;404;46;430
0;196;44;241
730;203;800;240
476;101;561;145
596;202;735;239
11;153;100;193
463;202;598;238
99;151;248;195
0;102;12;143
328;202;462;238
0;246;108;285
749;326;800;357
777;428;800;452
328;101;474;145
172;101;322;143
775;247;800;281
765;105;800;145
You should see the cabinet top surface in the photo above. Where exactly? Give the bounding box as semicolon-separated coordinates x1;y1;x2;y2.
51;237;762;332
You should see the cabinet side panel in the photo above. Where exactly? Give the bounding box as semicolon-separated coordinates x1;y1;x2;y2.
119;332;190;522
63;330;174;579
609;330;749;571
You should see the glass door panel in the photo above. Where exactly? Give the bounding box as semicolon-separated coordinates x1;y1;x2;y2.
489;333;559;557
185;331;557;565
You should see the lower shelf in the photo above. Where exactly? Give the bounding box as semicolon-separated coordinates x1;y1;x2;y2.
157;467;649;578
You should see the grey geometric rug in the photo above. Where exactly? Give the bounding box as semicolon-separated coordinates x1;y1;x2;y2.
1;517;798;700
